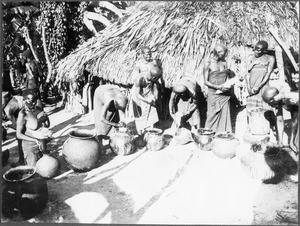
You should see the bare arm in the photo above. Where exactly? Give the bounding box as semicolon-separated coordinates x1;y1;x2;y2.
186;98;198;117
168;92;176;120
246;56;253;94
100;100;121;128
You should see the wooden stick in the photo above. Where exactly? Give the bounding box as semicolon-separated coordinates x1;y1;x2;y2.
268;27;299;72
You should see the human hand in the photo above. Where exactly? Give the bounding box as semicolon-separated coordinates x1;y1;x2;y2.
273;93;284;102
37;111;48;121
251;86;260;94
2;121;12;129
115;121;126;128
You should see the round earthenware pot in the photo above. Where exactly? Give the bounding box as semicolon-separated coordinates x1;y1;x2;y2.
110;127;135;156
62;129;100;172
144;128;165;151
36;154;60;178
2;165;48;220
210;131;239;159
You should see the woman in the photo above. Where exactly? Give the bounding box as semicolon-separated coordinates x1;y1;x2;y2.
16;89;52;166
246;41;275;111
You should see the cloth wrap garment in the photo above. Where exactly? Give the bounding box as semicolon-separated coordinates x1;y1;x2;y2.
205;70;232;133
246;63;272;112
22;140;42;166
130;76;159;132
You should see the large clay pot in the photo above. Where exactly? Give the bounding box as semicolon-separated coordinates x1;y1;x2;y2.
210;132;239;159
249;107;270;135
36;155;60;178
62;129;100;172
110;127;135;156
2;166;48;220
262;86;279;103
144;128;165;151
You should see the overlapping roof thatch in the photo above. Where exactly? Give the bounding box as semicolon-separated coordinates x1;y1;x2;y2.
55;1;299;88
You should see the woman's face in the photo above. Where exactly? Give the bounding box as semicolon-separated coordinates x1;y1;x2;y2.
254;44;264;58
142;49;152;61
24;94;37;110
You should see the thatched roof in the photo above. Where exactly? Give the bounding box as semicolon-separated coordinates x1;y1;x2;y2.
55;1;299;88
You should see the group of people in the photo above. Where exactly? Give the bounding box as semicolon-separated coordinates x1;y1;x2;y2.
93;42;299;156
2;40;298;168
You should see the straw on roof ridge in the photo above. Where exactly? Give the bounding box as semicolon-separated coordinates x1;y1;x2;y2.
55;1;299;88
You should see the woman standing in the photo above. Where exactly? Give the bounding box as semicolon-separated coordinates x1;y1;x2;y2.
246;41;275;111
16;89;52;166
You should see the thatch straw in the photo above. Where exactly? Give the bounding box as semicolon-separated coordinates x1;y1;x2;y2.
55;1;299;88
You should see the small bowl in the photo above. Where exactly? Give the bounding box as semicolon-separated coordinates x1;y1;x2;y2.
3;165;36;182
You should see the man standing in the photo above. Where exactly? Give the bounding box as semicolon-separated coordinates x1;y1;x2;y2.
93;85;128;152
132;46;165;121
203;44;234;133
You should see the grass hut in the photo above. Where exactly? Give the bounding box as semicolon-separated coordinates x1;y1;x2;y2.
55;1;299;113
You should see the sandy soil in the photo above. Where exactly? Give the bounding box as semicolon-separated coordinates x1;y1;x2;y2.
1;103;298;224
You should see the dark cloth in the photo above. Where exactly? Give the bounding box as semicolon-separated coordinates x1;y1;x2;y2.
205;71;232;133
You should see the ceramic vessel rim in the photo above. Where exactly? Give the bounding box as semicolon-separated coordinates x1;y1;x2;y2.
3;165;37;182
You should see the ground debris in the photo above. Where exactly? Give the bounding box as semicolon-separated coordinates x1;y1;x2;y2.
276;210;298;225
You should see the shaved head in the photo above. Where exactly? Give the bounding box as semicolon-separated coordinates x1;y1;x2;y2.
173;83;187;94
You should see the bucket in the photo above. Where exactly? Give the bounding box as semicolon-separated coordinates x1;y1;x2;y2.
249;107;270;135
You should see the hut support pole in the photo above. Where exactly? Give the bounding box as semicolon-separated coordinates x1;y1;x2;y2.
268;27;299;72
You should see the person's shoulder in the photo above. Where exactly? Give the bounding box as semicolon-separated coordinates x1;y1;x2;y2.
268;54;275;61
18;108;26;117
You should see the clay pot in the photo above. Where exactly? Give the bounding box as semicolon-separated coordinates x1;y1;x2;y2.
249;107;270;135
2;166;48;220
36;155;60;178
262;86;279;103
62;129;100;172
210;132;239;159
110;127;135;156
144;128;165;151
150;66;162;77
195;128;215;146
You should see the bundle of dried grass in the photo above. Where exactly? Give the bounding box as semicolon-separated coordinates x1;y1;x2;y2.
55;1;299;88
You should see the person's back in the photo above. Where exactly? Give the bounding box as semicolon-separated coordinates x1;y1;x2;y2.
94;85;122;136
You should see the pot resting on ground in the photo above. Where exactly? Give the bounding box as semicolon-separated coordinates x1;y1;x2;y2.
62;129;100;172
2;166;48;220
110;127;135;155
36;155;60;178
210;132;239;159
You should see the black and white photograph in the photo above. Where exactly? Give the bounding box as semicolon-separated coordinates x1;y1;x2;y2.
1;1;299;224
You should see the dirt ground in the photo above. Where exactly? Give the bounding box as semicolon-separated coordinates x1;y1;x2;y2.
1;102;298;224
